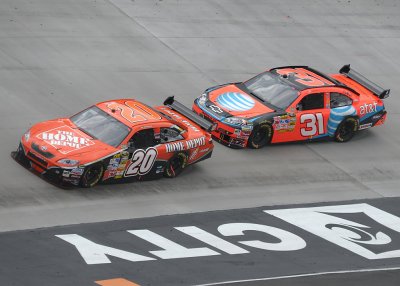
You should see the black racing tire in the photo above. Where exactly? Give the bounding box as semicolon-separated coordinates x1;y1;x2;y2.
164;152;188;178
334;117;359;143
80;163;104;188
247;123;273;149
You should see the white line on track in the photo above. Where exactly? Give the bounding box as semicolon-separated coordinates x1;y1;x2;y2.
193;266;400;286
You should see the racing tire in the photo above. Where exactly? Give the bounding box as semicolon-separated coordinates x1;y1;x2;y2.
80;163;104;188
334;117;359;143
164;152;188;178
247;123;273;149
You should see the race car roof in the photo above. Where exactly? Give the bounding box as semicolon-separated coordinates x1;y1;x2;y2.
96;99;166;127
270;66;338;90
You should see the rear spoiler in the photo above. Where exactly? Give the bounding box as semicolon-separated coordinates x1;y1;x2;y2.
164;96;215;132
339;64;390;99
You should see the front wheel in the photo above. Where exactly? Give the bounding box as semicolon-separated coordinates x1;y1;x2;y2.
164;152;188;178
334;117;359;143
247;124;273;149
80;163;104;188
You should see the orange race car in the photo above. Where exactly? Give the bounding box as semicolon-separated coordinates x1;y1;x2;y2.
193;65;389;148
12;97;214;187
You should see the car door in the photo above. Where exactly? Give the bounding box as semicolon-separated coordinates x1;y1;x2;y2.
293;92;330;141
123;127;161;179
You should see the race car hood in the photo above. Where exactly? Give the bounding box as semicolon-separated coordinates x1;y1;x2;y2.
207;84;275;118
27;118;117;164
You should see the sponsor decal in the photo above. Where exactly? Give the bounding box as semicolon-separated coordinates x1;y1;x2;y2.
359;123;373;130
372;114;382;120
155;165;164;174
328;106;356;137
199;147;210;153
216;92;255;112
209;105;224;114
159;108;201;132
360;102;378;116
189;148;199;161
37;126;94;154
62;168;84;179
165;137;206;153
57;203;400;265
273;114;296;132
70;168;84;176
115;151;130;179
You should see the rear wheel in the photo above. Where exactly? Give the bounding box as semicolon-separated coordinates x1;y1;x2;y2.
80;163;104;188
164;152;188;178
335;117;358;142
247;124;273;149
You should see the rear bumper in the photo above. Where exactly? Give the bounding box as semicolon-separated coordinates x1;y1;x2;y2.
192;102;249;148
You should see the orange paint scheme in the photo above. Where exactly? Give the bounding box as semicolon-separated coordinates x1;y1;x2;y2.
15;99;213;187
193;65;388;148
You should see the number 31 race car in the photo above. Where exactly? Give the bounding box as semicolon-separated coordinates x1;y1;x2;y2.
193;65;389;148
12;97;214;187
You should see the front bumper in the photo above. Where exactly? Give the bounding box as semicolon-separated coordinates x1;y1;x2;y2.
12;143;82;188
192;100;250;148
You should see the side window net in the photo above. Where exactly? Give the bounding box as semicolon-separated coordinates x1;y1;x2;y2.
330;92;352;108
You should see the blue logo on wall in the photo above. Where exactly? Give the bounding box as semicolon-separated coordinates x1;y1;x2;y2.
217;92;255;111
328;106;356;137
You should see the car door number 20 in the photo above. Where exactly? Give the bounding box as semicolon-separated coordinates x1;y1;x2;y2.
124;148;158;177
300;113;324;137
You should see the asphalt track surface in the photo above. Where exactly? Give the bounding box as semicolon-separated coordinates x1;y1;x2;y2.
0;0;400;285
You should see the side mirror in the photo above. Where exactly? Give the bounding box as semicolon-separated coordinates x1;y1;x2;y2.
296;103;303;111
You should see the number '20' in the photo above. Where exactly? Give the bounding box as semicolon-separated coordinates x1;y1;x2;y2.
124;148;158;177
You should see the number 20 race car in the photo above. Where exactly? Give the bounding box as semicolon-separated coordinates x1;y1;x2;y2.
12;97;214;187
193;65;389;148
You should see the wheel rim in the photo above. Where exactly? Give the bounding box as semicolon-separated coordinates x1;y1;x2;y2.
252;126;268;145
170;156;183;173
84;165;102;184
339;122;353;140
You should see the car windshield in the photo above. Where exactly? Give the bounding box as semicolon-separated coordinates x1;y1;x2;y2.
71;106;131;148
244;72;299;110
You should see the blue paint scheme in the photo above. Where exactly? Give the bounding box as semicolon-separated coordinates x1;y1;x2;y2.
217;92;255;112
359;105;384;123
327;106;357;137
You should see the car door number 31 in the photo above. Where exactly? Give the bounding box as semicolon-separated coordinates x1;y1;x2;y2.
300;113;324;137
124;148;158;177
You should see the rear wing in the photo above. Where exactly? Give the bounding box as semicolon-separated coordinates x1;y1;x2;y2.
339;64;390;99
163;96;215;132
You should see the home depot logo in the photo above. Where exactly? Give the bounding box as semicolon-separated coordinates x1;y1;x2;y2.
37;125;94;154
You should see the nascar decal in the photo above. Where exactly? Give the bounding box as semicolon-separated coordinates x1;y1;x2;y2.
273;114;296;132
165;137;206;153
124;148;158;177
37;126;94;154
216;92;255;112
